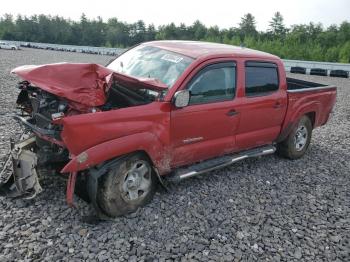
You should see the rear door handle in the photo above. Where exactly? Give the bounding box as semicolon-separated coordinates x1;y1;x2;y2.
273;102;283;109
226;109;239;117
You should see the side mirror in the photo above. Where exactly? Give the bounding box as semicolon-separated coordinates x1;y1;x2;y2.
173;90;190;108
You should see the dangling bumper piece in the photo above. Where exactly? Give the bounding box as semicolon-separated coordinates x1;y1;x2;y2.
0;136;42;199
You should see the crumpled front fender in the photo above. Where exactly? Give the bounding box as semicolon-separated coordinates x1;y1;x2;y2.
61;132;169;174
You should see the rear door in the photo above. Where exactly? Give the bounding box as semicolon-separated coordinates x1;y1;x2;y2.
170;61;240;167
236;61;287;149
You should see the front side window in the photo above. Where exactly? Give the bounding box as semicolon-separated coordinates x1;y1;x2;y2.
245;62;279;96
107;45;193;88
187;62;236;105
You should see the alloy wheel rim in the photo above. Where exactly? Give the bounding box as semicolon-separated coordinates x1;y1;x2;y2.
121;160;152;202
294;124;308;151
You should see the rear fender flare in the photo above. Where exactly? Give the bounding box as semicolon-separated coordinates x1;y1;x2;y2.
289;102;320;126
277;102;320;142
61;132;168;174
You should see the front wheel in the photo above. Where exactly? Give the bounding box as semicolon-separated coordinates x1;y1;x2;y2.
96;153;157;217
277;116;312;159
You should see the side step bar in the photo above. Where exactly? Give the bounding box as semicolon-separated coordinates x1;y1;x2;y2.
168;145;276;182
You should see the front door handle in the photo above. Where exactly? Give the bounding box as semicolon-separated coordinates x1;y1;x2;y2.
226;109;239;117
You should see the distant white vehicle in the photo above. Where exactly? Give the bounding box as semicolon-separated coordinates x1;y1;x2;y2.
0;42;19;50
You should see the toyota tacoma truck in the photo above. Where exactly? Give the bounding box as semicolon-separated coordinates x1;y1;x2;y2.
0;41;336;218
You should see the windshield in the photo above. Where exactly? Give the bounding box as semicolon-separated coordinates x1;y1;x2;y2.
107;45;193;88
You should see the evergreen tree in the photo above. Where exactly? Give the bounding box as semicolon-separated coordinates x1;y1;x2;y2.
269;12;287;36
191;20;207;40
239;13;257;38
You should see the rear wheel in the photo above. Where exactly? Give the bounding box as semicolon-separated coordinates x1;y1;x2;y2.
97;153;156;217
277;116;312;159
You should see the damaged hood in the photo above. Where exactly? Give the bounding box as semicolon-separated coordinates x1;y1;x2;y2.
12;63;168;107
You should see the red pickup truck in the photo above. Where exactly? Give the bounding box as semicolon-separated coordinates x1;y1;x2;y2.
1;41;336;218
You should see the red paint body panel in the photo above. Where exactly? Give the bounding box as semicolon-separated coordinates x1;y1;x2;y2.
283;87;337;130
60;102;171;155
12;41;337;176
170;100;240;167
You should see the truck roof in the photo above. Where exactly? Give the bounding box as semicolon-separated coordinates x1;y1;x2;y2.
142;40;279;60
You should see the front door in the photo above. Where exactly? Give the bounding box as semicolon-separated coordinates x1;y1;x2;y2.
170;61;240;167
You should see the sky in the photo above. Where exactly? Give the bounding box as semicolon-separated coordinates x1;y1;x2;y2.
1;0;349;31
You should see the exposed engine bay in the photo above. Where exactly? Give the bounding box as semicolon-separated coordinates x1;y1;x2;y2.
16;81;69;166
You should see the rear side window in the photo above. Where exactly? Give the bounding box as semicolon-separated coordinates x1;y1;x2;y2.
245;62;279;96
187;62;236;105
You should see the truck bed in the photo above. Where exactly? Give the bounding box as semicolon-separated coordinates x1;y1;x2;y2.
287;77;327;91
284;77;337;129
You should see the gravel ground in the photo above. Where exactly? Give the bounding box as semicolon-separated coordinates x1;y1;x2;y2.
0;48;349;261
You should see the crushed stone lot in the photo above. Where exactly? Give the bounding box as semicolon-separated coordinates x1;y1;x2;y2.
0;48;349;261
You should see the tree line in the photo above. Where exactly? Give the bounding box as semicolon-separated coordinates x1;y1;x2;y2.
0;13;349;63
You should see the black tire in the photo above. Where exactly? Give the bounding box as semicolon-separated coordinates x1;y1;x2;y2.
96;153;157;217
277;116;312;159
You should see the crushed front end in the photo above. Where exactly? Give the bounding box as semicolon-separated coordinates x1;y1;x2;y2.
0;62;165;209
0;62;117;203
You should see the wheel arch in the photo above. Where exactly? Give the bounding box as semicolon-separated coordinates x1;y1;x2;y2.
276;113;313;160
305;111;316;128
276;110;316;143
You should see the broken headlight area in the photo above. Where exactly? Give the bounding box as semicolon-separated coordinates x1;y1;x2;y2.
16;80;69;123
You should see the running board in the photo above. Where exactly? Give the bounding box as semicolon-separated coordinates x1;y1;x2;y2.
167;145;276;182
